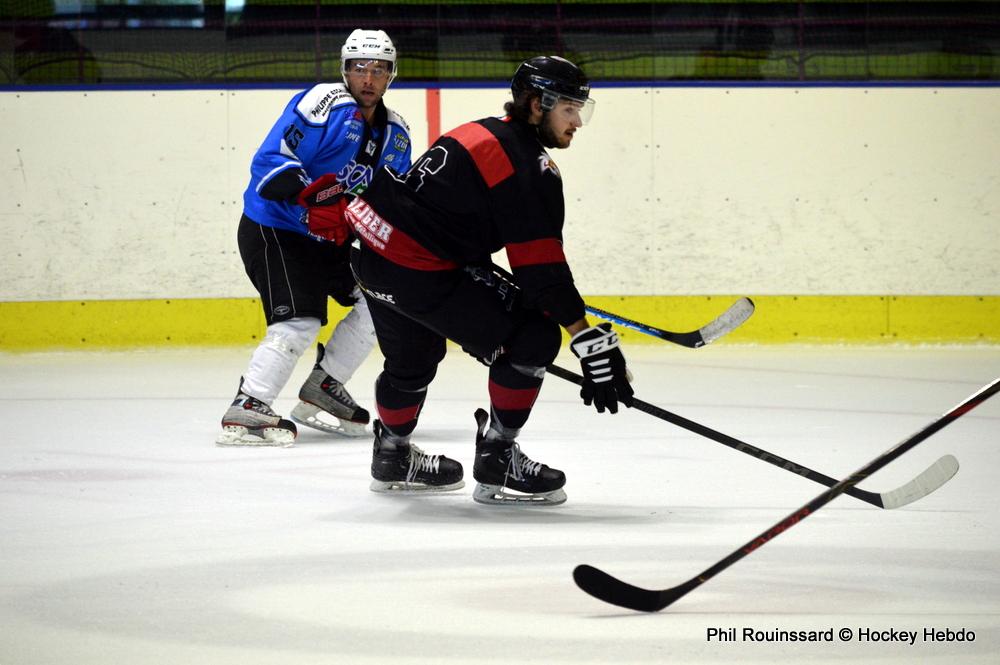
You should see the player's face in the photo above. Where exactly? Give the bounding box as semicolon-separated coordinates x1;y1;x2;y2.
539;99;585;149
345;59;391;109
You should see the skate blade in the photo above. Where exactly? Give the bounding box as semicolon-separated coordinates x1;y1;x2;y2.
370;479;466;493
472;483;567;506
216;425;295;448
291;402;368;437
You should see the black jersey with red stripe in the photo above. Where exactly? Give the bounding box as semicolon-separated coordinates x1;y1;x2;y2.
355;115;586;327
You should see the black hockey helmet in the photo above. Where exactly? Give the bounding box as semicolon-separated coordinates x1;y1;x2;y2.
511;55;593;116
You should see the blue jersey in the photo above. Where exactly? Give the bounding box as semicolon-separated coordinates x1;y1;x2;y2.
242;82;412;235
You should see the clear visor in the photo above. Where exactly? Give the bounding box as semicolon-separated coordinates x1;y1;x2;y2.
554;96;596;125
342;59;393;81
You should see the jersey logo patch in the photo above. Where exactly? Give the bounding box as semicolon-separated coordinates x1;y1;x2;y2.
337;160;375;194
539;154;561;178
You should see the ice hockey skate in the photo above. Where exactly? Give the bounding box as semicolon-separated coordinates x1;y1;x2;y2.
291;343;370;437
369;420;465;493
217;379;297;446
471;409;567;506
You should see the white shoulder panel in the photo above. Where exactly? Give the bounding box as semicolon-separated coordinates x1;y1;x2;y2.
296;83;355;124
386;106;410;134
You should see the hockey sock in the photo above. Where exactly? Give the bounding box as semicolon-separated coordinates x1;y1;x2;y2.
243;318;320;404
319;288;377;383
374;373;427;443
487;356;543;436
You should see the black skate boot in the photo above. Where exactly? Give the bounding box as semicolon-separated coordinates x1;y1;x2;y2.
217;378;297;446
291;343;370;437
370;420;464;492
471;409;566;506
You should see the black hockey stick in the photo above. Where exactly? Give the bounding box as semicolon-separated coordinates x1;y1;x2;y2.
585;298;755;348
573;376;1000;612
547;364;959;510
472;264;754;349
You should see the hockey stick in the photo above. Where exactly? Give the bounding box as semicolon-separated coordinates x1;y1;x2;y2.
546;364;959;510
585;298;755;348
573;376;1000;612
473;264;754;348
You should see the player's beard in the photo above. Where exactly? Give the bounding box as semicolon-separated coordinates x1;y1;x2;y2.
536;114;570;149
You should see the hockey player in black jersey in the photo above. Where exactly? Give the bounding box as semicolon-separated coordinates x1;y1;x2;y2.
347;55;634;505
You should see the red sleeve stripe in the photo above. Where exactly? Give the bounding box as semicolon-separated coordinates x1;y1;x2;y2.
444;122;514;188
505;238;567;268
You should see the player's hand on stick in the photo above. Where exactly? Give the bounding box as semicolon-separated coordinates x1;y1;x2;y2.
297;174;352;244
570;323;634;414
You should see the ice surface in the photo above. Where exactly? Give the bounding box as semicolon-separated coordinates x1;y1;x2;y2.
2;344;998;664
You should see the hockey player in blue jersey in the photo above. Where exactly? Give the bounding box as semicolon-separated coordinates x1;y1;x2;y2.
218;29;412;446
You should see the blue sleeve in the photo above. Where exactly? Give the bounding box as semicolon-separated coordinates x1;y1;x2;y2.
378;116;413;179
249;85;360;195
247;92;306;197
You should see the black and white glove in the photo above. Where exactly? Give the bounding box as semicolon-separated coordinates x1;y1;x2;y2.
570;323;634;414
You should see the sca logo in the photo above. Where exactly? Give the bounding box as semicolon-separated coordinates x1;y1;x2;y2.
337;160;374;194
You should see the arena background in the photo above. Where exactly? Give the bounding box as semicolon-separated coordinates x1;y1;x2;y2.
2;0;998;348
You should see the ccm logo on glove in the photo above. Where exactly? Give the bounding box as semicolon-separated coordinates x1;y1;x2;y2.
570;322;634;414
574;334;618;357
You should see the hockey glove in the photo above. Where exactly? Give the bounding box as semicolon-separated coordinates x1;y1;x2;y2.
297;174;352;245
570;323;634;414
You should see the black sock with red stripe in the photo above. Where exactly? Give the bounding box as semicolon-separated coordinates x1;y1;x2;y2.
374;373;426;446
487;356;543;438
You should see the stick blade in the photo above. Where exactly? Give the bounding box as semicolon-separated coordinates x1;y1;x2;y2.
698;297;755;346
877;454;960;509
573;564;670;612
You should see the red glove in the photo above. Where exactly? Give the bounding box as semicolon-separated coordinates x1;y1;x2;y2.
297;174;351;244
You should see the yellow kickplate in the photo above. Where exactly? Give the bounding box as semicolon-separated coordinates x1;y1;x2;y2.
1;296;997;350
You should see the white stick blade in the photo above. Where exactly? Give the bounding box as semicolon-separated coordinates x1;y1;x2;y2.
699;297;756;345
879;454;960;509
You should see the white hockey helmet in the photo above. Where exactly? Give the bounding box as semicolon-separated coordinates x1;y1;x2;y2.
341;29;397;86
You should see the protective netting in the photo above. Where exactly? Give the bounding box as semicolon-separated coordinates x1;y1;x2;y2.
2;1;997;85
